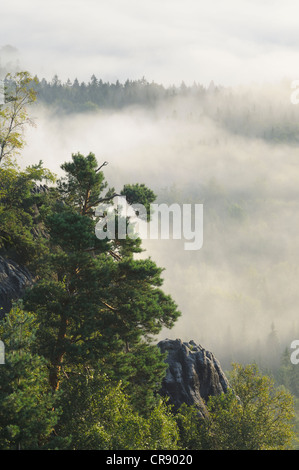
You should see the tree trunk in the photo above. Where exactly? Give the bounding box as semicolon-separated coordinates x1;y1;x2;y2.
49;315;68;391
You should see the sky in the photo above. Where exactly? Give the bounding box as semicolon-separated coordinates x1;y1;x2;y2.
1;0;299;87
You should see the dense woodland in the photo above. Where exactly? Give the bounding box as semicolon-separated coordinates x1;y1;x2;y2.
29;74;299;144
0;72;298;450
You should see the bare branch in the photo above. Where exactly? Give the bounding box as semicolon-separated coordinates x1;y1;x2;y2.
95;161;108;172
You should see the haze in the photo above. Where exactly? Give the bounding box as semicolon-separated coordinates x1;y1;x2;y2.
2;0;299;86
13;80;299;368
2;1;299;368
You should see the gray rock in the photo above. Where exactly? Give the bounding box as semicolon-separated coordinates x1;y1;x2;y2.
158;338;230;417
0;256;33;317
30;184;49;194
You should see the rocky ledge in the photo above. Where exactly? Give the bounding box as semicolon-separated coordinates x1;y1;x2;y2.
158;338;230;417
0;256;33;317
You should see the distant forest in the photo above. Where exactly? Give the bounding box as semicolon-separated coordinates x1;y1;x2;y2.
31;75;207;112
31;75;208;113
28;74;299;145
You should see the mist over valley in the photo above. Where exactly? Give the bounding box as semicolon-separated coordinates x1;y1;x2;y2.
18;78;299;369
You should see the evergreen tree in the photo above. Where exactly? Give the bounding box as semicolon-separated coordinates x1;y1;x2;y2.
0;305;63;449
24;152;180;411
0;161;56;266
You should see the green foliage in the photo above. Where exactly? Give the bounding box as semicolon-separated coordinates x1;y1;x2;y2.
205;364;296;450
0;306;179;450
121;183;156;221
0;162;56;265
175;363;296;450
175;404;206;450
23;152;180;409
55;370;179;450
0;71;38;166
0;305;63;449
57;152;108;215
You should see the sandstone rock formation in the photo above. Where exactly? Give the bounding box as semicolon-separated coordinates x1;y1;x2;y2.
0;256;33;317
158;338;230;417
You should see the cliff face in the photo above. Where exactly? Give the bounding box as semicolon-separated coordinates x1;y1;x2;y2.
0;256;33;317
158;338;230;417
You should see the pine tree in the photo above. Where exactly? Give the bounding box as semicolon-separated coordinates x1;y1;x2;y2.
24;152;180;410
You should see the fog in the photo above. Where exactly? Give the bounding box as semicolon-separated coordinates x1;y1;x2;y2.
20;80;299;368
3;1;299;87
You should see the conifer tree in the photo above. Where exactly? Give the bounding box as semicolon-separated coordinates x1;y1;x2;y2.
24;152;180;410
0;305;62;449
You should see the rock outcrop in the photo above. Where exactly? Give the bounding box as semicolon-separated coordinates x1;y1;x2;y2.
0;256;33;317
158;338;230;417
